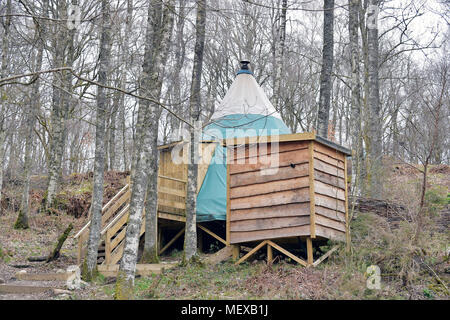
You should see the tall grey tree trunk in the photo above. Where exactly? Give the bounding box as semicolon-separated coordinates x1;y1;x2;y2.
349;0;363;191
120;0;133;171
45;0;77;211
83;0;112;281
15;0;49;229
183;0;207;265
273;0;287;109
114;0;167;299
0;0;12;215
142;0;175;264
317;0;335;138
366;0;382;198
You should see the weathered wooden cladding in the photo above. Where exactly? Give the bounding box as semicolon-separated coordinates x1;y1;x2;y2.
229;148;309;175
228;137;350;245
230;188;310;210
230;140;309;162
230;176;309;199
230;203;310;221
230;225;311;244
230;162;309;188
230;216;310;232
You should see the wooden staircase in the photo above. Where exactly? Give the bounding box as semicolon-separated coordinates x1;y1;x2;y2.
74;175;188;265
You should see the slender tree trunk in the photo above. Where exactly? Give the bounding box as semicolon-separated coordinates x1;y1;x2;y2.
317;0;335;138
83;0;112;281
45;1;67;210
0;0;12;215
349;0;363;193
15;0;49;229
273;0;287;109
183;0;206;265
367;0;382;198
142;0;175;264
114;0;165;299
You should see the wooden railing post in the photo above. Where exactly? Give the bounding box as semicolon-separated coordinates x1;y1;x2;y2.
105;229;112;265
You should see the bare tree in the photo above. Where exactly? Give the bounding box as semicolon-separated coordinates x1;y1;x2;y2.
182;0;207;265
83;0;112;281
142;0;175;263
0;0;12;215
316;0;335;138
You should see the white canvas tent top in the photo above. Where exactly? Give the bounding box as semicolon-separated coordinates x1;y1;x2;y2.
211;61;283;121
197;61;291;222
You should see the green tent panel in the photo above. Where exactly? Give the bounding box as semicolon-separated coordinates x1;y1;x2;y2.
196;114;291;222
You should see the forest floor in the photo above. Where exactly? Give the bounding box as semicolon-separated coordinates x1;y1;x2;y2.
0;163;448;300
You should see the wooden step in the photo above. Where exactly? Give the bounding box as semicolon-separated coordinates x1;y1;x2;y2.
0;282;64;294
97;263;177;277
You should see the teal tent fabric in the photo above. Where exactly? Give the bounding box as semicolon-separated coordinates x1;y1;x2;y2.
196;114;291;222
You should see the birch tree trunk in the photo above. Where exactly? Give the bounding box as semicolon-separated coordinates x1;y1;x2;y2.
273;0;287;109
83;0;112;281
366;0;382;198
317;0;335;138
15;0;49;229
142;0;175;264
348;0;363;191
183;0;206;265
45;0;77;211
121;0;133;171
114;0;165;298
0;0;11;215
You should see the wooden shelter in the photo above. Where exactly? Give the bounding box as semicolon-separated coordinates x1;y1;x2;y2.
224;132;351;266
74;61;352;268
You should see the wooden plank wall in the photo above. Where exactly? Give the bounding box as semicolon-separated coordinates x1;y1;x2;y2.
312;142;347;241
228;141;312;244
157;142;217;216
158;147;187;216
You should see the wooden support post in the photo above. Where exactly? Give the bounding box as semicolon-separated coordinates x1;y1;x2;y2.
344;157;351;252
267;243;273;265
232;245;240;261
197;228;203;253
308;141;316;238
306;237;313;266
157;225;162;253
105;229;112;265
226;162;231;245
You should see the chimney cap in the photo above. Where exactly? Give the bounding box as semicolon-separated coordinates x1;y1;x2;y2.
237;60;253;75
240;60;250;69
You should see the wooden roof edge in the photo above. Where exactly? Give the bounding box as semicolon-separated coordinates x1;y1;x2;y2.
222;132;353;156
222;132;316;146
315;135;353;156
158;140;218;150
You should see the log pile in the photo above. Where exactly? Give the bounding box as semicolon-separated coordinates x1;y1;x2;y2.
350;196;408;225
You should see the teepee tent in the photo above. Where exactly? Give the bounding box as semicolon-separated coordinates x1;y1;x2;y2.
196;61;291;222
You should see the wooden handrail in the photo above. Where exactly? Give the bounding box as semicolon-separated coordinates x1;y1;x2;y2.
158;175;187;184
74;183;130;239
77;174;190;265
101;204;130;236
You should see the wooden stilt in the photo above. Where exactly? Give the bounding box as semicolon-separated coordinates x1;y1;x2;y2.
306;237;313;266
232;245;240;261
267;243;273;265
197;228;203;253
